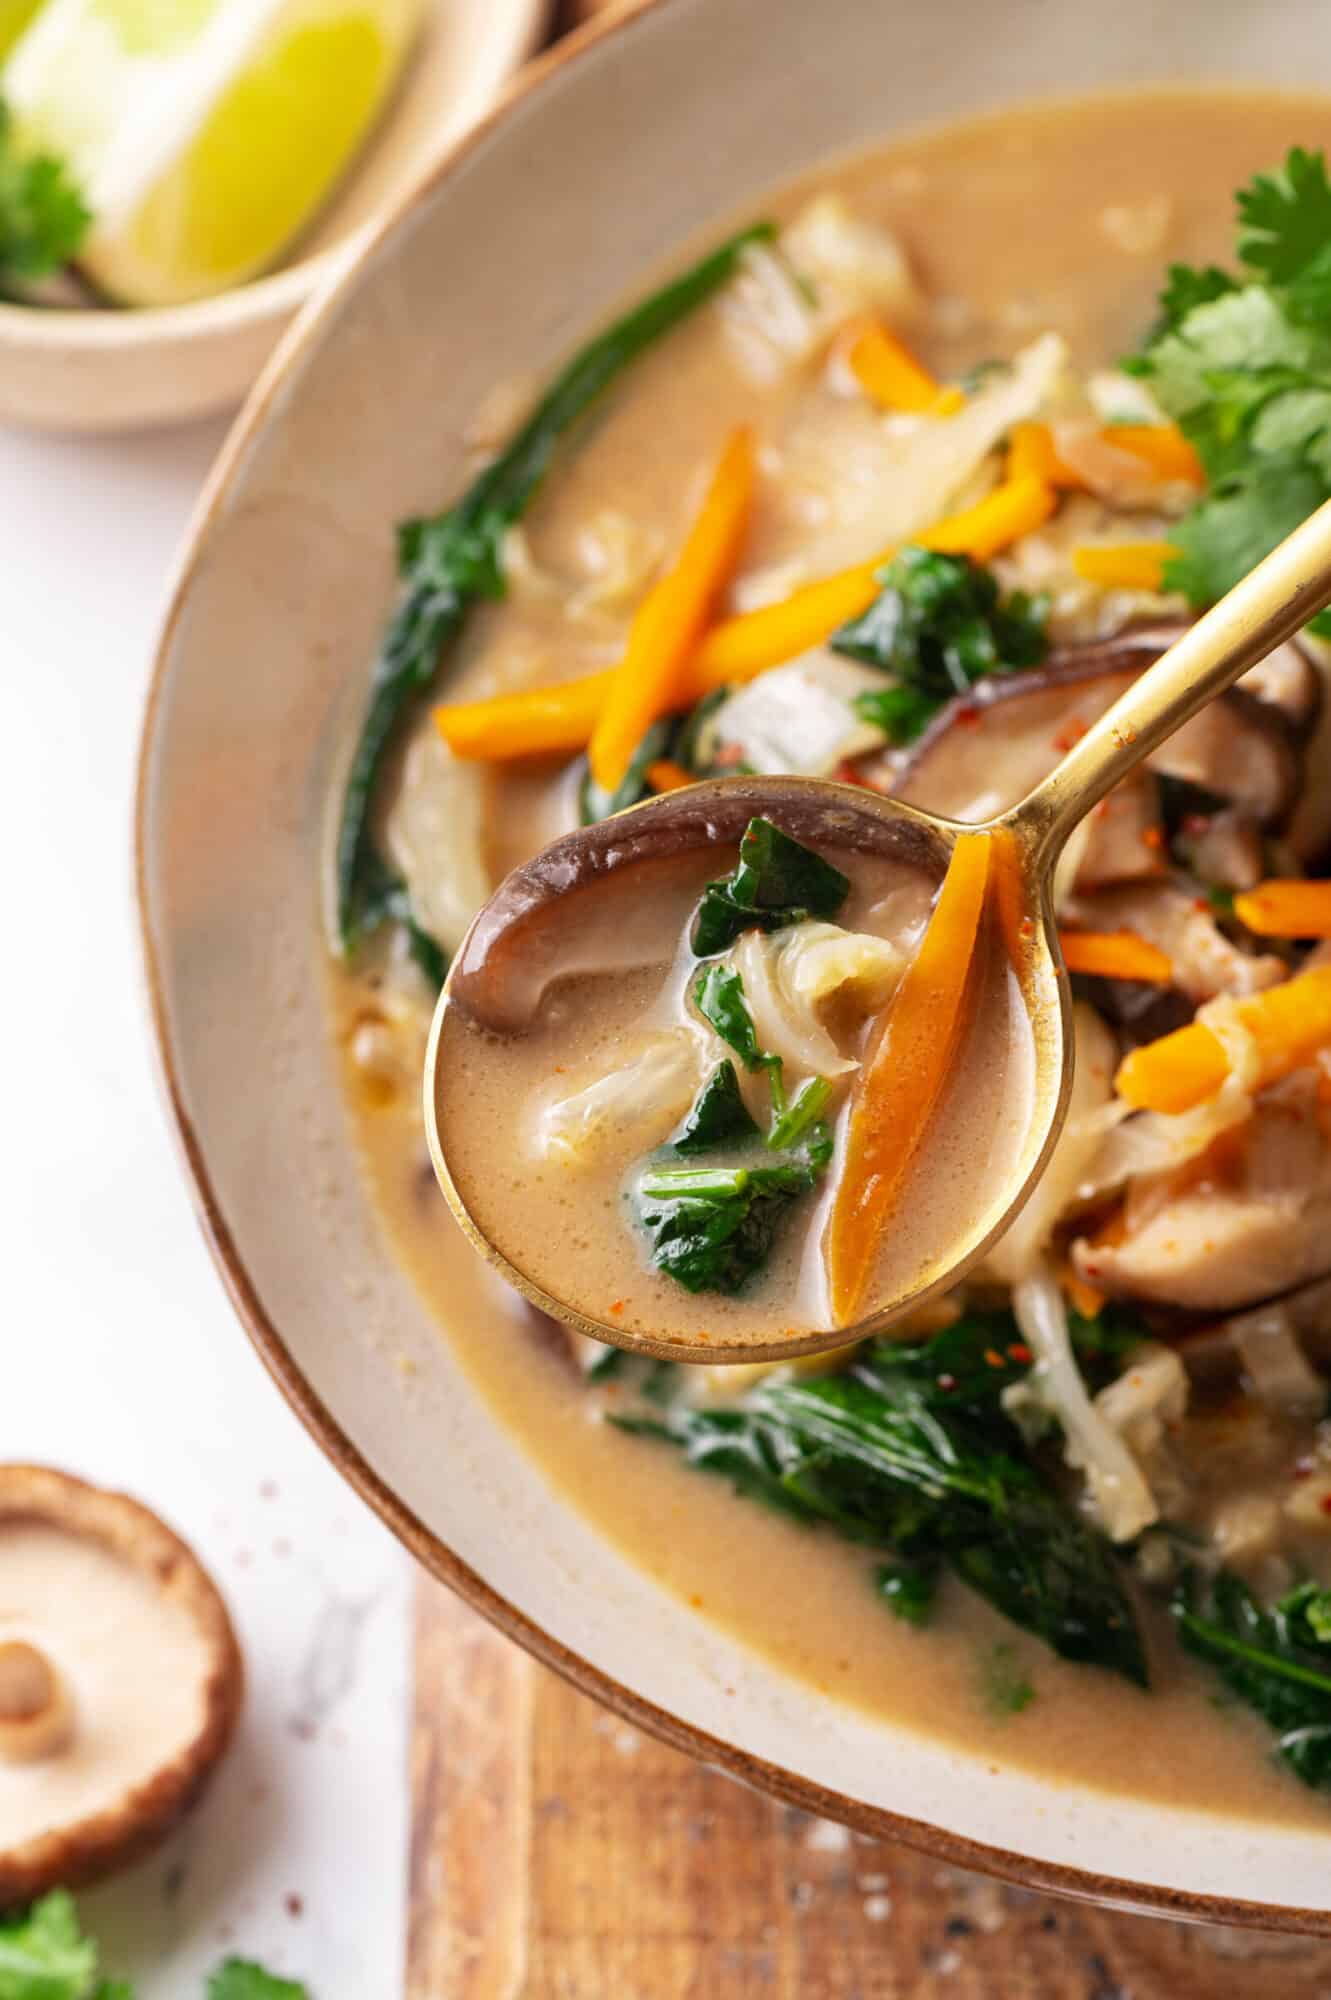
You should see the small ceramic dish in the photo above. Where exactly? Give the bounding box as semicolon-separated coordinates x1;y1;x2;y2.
0;0;546;434
138;0;1331;1931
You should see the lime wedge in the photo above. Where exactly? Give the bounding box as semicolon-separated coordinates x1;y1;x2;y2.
3;0;425;305
0;0;45;59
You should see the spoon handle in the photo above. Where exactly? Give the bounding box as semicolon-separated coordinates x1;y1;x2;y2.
1008;497;1331;863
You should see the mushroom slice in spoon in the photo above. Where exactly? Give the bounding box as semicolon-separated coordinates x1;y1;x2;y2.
0;1465;243;1907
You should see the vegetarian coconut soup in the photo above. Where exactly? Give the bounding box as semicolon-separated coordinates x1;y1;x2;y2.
329;90;1331;1822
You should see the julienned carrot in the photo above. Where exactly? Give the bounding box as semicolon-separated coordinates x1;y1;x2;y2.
1233;879;1331;938
1059;929;1173;983
826;833;993;1325
1007;421;1201;491
845;317;962;415
1115;964;1331;1115
435;476;1054;763
588;426;755;791
645;758;695;793
1005;422;1081;488
1072;542;1179;592
435;675;606;759
1108;424;1204;486
919;474;1055;562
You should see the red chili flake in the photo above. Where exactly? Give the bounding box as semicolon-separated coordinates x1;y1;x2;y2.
1007;1342;1033;1363
983;1347;1006;1369
1193;898;1210;914
834;758;878;790
608;1299;625;1316
1320;1493;1331;1517
1019;916;1034;937
1052;717;1089;753
957;704;981;728
1142;825;1164;850
936;1372;958;1392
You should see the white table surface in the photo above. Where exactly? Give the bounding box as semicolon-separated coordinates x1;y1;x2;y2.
0;415;411;1997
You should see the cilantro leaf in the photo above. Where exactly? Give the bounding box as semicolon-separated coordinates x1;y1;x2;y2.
1163;456;1327;606
691;816;849;957
831;545;1047;744
207;1962;309;2000
671;1061;759;1154
1157;261;1237;329
0;103;90;293
1237;145;1331;285
0;1891;99;2000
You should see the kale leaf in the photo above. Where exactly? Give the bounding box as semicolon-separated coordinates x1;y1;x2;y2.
623;1313;1148;1683
0;102;90;294
831;546;1048;746
634;1157;820;1295
691;816;850;957
1173;1568;1331;1790
671;1061;759;1154
692;963;780;1076
334;220;775;957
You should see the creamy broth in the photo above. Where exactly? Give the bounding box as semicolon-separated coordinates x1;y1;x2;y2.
436;826;1035;1345
331;88;1331;1826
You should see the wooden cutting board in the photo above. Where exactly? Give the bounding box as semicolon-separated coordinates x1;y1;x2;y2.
408;1579;1331;1998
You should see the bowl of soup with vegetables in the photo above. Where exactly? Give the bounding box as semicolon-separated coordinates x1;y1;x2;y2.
139;0;1331;1924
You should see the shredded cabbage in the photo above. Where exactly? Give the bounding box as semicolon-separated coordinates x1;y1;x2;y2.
700;653;888;775
383;726;491;956
730;921;905;1080
532;1031;701;1164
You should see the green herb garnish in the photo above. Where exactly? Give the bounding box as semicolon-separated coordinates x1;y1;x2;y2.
620;1311;1148;1682
692;816;851;957
334;220;776;961
691;963;780;1076
1173;1568;1331;1789
1131;148;1331;625
0;102;90;296
0;1890;310;2000
579;717;675;824
635;1156;821;1295
831;545;1048;745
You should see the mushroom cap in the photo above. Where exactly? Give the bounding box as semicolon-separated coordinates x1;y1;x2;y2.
0;1465;243;1907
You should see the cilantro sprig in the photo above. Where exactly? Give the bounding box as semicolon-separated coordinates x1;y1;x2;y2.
1132;146;1331;624
0;101;90;296
0;1890;311;2000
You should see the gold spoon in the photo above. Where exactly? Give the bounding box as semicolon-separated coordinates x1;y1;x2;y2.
425;499;1331;1365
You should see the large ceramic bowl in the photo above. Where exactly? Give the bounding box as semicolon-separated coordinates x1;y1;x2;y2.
138;0;1331;1929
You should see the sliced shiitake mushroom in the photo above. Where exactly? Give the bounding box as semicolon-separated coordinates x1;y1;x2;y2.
448;782;948;1035
883;627;1304;830
0;1465;243;1908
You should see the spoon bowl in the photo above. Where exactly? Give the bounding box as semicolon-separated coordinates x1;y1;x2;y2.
424;773;1070;1363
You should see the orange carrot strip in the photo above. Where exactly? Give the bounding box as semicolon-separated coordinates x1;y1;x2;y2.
1060;1262;1105;1320
1005;421;1083;489
826;832;993;1325
1107;423;1204;487
1115;964;1331;1115
1059;929;1174;983
645;757;694;793
693;561;882;683
917;474;1056;562
588;427;755;790
435;674;606;760
1233;879;1331;938
1072;542;1178;592
846;317;949;413
436;478;1054;763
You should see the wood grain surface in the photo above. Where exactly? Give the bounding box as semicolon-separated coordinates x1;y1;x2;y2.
409;1579;1331;1999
